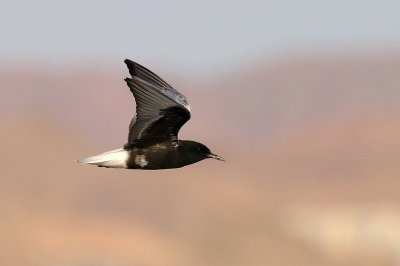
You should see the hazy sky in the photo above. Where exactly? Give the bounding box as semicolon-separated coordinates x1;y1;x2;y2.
1;0;399;73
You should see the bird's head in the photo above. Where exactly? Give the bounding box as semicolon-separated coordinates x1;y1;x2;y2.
183;141;225;162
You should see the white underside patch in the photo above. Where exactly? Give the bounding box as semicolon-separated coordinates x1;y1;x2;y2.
77;148;128;168
135;155;148;167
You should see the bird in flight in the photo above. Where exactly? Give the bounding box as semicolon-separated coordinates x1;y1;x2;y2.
77;59;224;169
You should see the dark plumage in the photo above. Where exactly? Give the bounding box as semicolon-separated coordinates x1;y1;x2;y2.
77;59;224;169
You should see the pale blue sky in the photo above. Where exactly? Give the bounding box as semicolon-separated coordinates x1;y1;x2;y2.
1;0;399;74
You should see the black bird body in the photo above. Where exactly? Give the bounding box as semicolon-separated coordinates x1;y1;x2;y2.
126;140;212;169
77;59;224;169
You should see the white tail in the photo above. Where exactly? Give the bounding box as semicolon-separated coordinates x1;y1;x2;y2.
77;148;129;168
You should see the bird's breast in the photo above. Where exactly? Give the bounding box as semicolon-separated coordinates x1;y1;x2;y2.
126;142;182;169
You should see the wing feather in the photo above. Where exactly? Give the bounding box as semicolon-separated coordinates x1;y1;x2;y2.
123;60;191;148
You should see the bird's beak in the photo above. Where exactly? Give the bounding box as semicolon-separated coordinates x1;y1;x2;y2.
208;153;225;162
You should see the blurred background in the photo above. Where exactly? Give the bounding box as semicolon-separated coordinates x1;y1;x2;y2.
1;0;400;265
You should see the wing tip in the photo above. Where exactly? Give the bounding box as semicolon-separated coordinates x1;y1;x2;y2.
125;59;138;78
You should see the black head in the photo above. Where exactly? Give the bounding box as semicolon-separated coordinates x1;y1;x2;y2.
181;140;225;164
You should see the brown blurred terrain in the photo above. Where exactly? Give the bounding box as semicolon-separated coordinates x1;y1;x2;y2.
1;52;400;265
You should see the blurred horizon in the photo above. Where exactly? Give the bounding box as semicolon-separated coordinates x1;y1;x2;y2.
2;0;400;74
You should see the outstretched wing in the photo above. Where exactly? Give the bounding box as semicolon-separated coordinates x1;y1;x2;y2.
124;59;191;148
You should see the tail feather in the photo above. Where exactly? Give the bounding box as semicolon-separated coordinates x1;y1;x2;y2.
77;148;129;168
